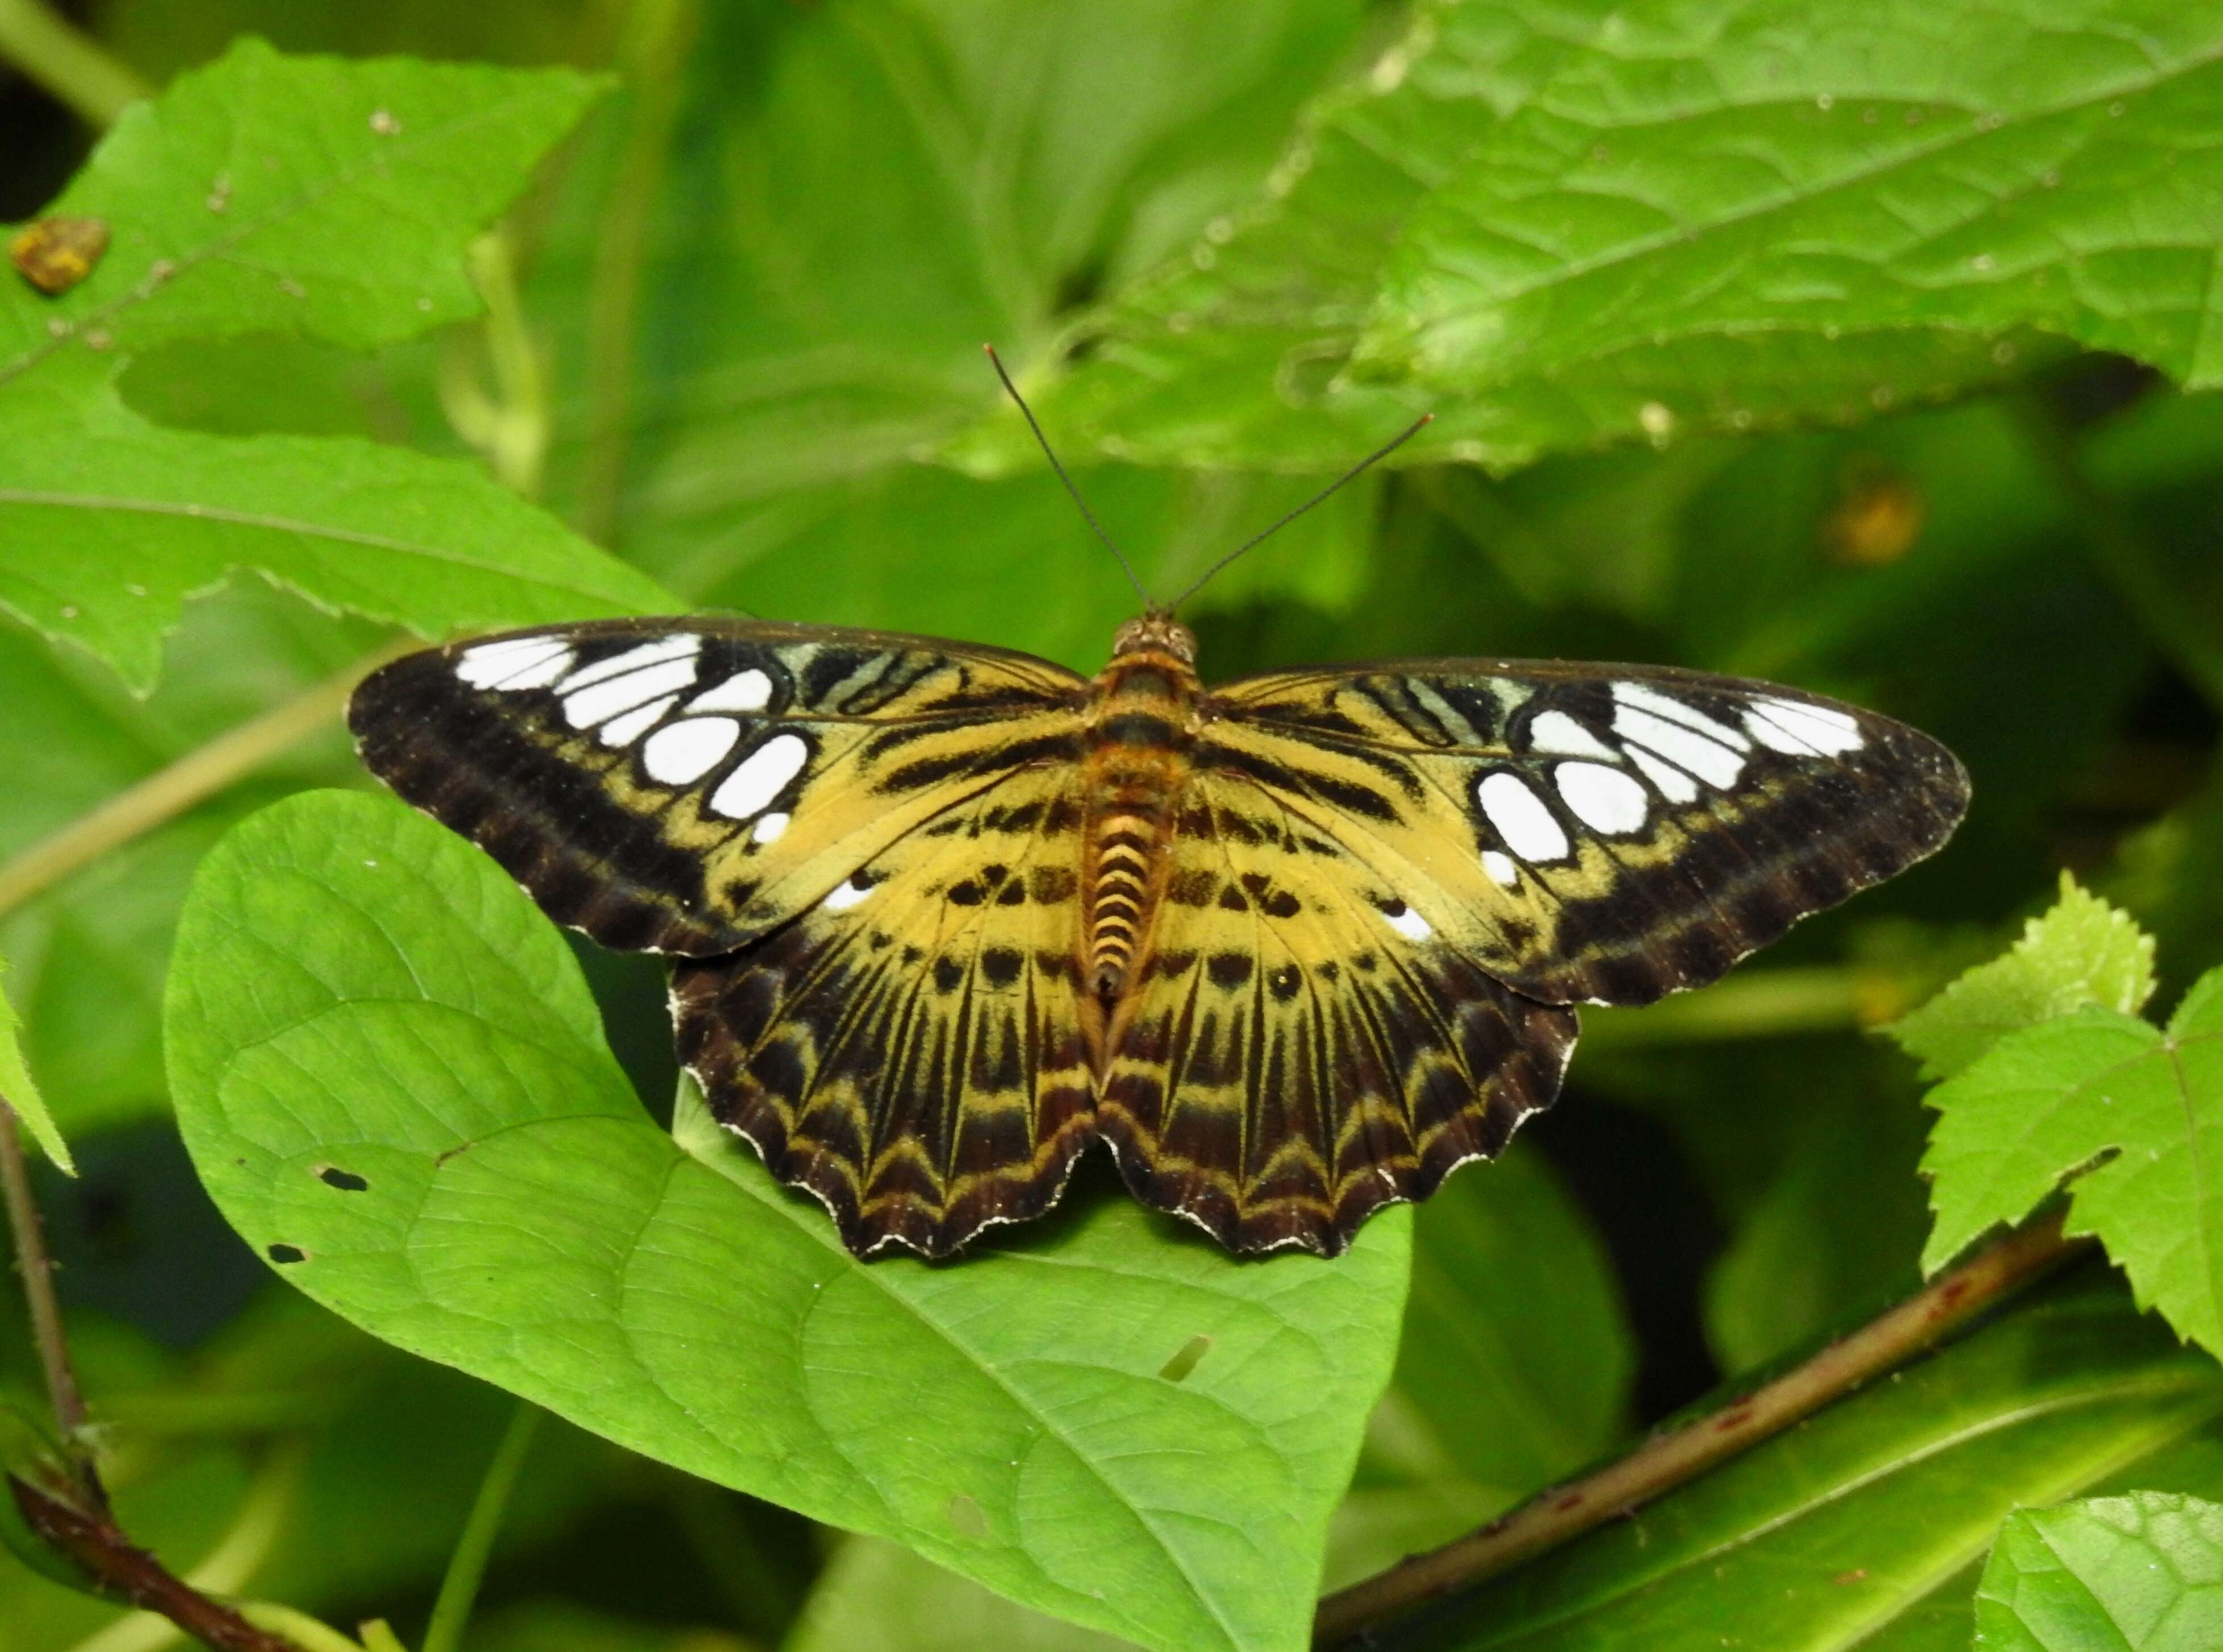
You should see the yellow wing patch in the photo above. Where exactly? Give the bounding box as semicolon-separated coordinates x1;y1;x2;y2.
1098;769;1576;1255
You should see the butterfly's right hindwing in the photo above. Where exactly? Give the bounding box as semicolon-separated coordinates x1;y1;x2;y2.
349;620;1089;956
673;765;1097;1258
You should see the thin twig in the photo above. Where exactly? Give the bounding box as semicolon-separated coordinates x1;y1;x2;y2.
0;1100;96;1497
1313;1211;2087;1647
0;0;147;129
0;641;409;925
9;1476;297;1652
420;1399;542;1652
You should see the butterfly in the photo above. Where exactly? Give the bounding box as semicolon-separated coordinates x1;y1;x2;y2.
348;605;1967;1260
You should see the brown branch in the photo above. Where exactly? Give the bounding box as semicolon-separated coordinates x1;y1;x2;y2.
1314;1211;2088;1647
9;1475;299;1651
0;1100;97;1502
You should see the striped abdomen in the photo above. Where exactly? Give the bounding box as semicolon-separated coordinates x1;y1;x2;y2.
1081;644;1199;999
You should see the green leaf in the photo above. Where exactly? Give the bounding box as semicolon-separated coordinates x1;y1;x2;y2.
1974;1492;2223;1652
529;1;1369;665
1023;0;2223;471
0;40;671;692
165;791;1406;1652
1918;971;2223;1353
787;1536;1132;1652
0;955;71;1174
1890;875;2157;1082
1366;1268;2223;1651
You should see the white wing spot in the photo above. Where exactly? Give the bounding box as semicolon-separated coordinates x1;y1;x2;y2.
1612;681;1750;750
689;668;772;714
1380;899;1431;941
557;634;699;692
710;733;809;819
1556;761;1649;835
1483;850;1520;887
642;717;742;784
751;811;790;844
1477;772;1570;862
1612;704;1744;789
823;873;874;911
456;636;573;690
1626;746;1701;804
1529;709;1615;759
562;656;705;730
598;694;676;747
1744;697;1864;755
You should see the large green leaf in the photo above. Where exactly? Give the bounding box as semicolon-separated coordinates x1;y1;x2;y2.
0;40;670;692
1356;1268;2223;1651
1919;970;2223;1354
1018;0;2223;472
165;791;1406;1652
1974;1490;2223;1652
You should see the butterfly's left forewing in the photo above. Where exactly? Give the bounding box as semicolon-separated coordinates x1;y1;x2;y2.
1199;659;1969;1007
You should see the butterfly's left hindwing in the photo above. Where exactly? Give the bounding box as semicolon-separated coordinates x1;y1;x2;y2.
349;620;1088;957
1203;660;1969;1007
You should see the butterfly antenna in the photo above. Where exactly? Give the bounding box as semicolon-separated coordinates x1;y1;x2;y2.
1168;413;1433;613
984;343;1152;608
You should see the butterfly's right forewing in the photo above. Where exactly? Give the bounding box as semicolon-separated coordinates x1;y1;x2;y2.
349;619;1090;957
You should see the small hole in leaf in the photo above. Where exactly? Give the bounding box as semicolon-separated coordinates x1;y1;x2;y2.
266;1244;307;1265
946;1494;988;1540
317;1166;369;1192
1158;1334;1212;1383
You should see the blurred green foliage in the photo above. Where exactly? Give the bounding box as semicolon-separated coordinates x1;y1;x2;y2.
0;0;2217;1649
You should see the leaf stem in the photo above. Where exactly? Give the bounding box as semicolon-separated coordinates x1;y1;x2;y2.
0;1100;94;1494
1313;1211;2088;1647
420;1399;541;1652
0;0;147;129
0;643;407;925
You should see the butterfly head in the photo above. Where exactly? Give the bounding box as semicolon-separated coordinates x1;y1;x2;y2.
1111;613;1197;665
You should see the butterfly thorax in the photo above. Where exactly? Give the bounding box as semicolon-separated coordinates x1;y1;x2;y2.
1081;622;1202;1004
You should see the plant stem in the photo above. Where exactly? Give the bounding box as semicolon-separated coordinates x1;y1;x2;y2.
576;0;699;545
0;643;407;925
0;0;147;129
10;1477;297;1652
0;1100;94;1494
1312;1211;2087;1647
420;1400;542;1652
67;1447;308;1652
